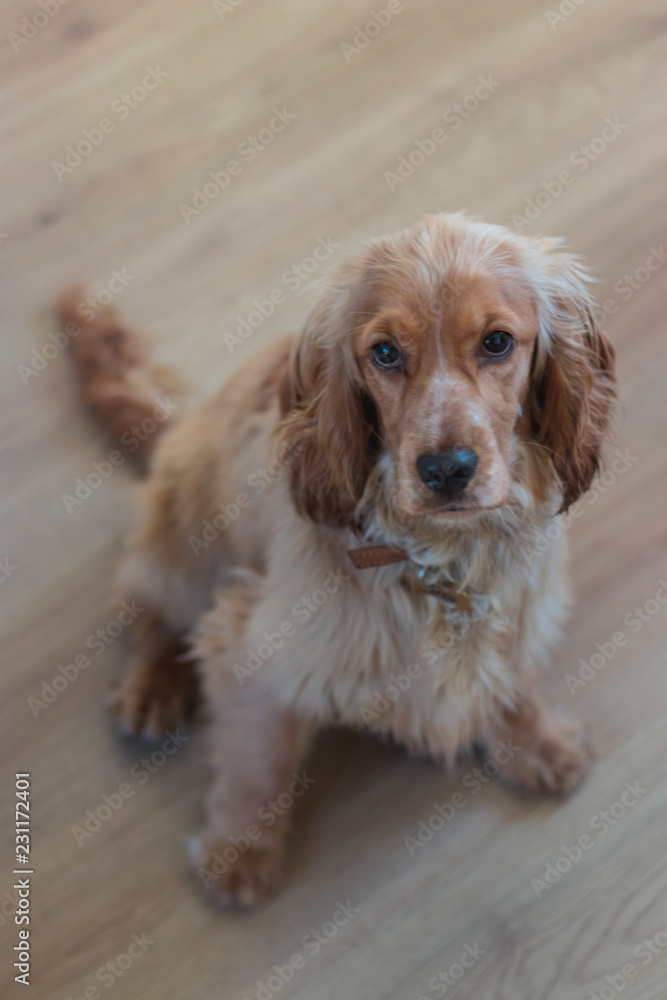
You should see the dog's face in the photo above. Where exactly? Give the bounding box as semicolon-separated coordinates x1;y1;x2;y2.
355;266;538;517
280;214;616;529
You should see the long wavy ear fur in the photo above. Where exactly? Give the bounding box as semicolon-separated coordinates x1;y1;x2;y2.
277;264;378;528
529;242;617;511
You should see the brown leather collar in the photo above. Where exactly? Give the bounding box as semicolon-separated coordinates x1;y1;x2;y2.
348;545;408;569
348;545;474;613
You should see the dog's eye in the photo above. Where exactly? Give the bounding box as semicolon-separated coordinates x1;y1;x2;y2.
372;342;402;369
482;331;514;358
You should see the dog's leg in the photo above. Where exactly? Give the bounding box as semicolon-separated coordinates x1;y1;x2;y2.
188;575;316;906
108;609;199;738
192;683;314;907
483;688;591;795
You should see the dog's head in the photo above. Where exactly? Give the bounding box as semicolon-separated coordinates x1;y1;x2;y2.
278;214;616;528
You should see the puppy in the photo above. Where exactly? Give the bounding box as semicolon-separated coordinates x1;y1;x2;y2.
59;212;616;906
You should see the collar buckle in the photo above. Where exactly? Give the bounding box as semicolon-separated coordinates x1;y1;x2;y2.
414;566;474;613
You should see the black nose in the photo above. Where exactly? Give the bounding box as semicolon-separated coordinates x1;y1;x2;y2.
416;449;478;494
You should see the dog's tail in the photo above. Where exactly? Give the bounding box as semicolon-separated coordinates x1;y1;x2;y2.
57;285;185;464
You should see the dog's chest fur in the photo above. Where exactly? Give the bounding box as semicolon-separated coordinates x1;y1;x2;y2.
242;485;570;759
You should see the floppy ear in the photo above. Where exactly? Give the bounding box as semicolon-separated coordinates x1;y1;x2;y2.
529;244;617;511
277;273;378;527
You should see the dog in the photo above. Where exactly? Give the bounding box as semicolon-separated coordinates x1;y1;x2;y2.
59;212;616;907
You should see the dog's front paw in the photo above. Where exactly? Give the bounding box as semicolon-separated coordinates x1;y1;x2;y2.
498;712;592;796
189;835;284;908
108;652;198;740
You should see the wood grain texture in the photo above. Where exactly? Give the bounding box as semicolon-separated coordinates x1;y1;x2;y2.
1;0;666;996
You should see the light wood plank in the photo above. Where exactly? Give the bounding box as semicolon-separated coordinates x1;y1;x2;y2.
1;0;666;996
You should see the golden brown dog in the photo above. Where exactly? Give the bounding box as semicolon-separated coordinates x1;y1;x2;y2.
59;212;616;906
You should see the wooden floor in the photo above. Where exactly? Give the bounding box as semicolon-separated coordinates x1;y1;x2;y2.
2;0;667;996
